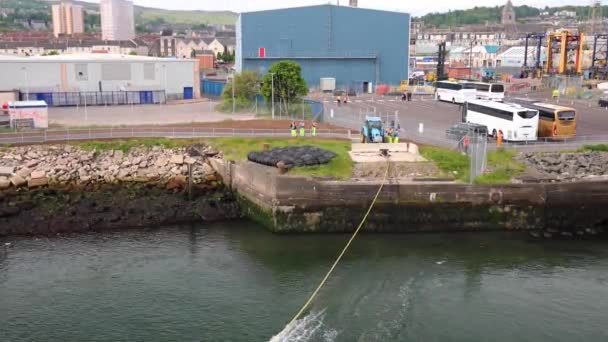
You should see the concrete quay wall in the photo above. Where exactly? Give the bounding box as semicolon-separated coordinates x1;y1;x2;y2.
211;160;608;235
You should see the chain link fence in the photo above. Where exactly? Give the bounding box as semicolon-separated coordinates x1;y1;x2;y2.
466;133;488;183
0;127;353;145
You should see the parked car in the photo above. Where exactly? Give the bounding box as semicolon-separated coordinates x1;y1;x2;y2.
446;122;488;142
598;97;608;107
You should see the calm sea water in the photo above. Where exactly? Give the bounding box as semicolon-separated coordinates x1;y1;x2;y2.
1;222;608;342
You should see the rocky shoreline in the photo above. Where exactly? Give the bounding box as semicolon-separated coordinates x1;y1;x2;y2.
0;143;241;236
0;144;222;189
520;151;608;181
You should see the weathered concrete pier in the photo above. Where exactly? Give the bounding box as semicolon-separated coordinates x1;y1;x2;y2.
211;159;608;235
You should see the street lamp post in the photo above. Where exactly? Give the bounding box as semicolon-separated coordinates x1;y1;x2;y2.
231;70;235;113
21;66;28;101
469;40;476;80
270;72;275;120
162;64;167;104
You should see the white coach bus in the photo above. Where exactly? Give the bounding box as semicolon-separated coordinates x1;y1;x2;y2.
464;99;539;141
460;81;505;101
435;81;477;104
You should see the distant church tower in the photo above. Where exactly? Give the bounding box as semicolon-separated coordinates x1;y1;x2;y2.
501;0;516;25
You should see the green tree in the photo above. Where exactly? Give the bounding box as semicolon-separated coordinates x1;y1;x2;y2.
259;61;308;109
221;70;260;111
47;50;59;56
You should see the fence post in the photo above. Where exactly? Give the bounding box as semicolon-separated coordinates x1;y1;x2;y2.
89;128;91;139
110;128;113;138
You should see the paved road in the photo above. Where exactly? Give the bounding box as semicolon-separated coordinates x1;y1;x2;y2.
48;101;256;127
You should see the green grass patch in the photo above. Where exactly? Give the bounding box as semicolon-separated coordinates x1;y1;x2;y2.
70;137;352;180
76;138;195;153
579;144;608;152
474;149;525;184
0;127;15;133
208;138;353;180
419;146;469;181
138;9;236;26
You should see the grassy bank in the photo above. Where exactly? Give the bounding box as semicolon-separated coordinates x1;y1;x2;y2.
209;137;352;180
75;137;353;180
78;138;190;153
475;149;525;184
419;146;524;184
580;144;608;152
419;146;469;181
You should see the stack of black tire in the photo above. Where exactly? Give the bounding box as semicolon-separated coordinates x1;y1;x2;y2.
248;146;337;169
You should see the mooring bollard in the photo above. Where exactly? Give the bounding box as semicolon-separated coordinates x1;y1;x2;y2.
277;161;288;175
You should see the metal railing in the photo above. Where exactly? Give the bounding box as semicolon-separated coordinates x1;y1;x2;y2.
0;127;352;145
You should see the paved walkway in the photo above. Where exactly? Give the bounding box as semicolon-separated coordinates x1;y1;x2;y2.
49;101;256;127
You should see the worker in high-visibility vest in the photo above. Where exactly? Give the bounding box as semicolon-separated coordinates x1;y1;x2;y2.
393;128;400;143
311;121;318;137
299;121;306;137
290;121;297;137
386;127;394;143
497;130;503;147
552;89;559;100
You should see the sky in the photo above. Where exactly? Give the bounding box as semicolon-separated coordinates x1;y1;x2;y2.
96;0;593;16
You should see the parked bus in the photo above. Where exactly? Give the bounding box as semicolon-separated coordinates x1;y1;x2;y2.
511;99;577;138
464;100;539;141
460;81;505;101
435;81;477;104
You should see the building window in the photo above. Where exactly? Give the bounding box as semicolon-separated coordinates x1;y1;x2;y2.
75;64;88;81
101;63;131;81
143;63;155;80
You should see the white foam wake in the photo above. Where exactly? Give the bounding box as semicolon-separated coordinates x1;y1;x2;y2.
269;309;337;342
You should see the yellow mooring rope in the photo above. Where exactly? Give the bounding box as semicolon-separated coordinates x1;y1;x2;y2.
285;161;390;327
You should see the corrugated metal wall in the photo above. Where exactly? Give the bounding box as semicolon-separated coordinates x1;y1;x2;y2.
237;5;410;90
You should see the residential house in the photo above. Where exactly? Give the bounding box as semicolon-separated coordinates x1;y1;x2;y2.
463;45;500;68
206;38;228;56
0;40;149;57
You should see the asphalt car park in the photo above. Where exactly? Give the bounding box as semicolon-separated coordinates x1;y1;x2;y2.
322;93;608;141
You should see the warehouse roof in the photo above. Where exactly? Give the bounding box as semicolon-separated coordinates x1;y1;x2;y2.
0;54;195;63
241;4;409;16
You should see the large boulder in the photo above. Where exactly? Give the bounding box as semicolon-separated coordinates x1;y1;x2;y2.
0;176;10;190
9;175;26;187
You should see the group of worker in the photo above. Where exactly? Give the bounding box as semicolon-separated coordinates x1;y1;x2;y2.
290;120;319;137
385;126;400;143
336;95;349;106
401;91;413;102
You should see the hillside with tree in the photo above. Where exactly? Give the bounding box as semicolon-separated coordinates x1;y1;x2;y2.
0;0;237;32
418;5;608;27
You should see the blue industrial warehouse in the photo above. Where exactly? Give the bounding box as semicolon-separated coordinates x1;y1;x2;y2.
236;4;410;93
